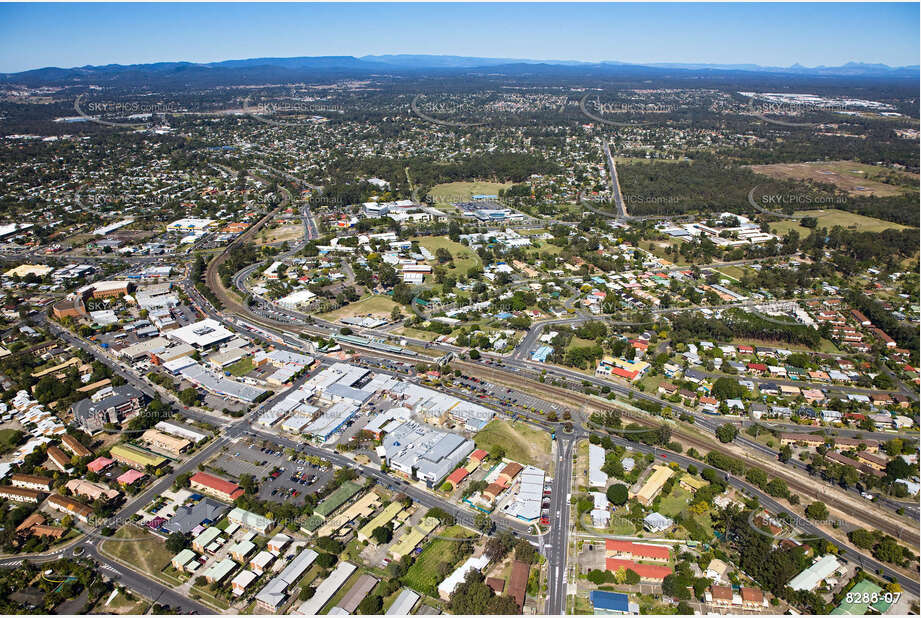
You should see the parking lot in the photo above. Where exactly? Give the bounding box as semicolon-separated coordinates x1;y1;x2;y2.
212;443;333;505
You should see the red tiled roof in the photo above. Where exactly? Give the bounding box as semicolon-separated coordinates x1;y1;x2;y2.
190;472;244;500
47;446;69;466
605;558;672;580
710;585;733;600
485;577;505;594
470;449;488;461
446;467;469;486
741;587;763;603
61;435;92;457
500;462;523;480
117;469;146;485
605;540;670;561
611;367;639;380
508;560;530;608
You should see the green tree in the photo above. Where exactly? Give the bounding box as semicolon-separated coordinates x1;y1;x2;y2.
179;388;199;407
371;526;393;544
779;444;792;463
165;532;188;553
716;423;738;443
606;483;628;506
357;595;383;614
873;537;904;564
805;501;829;522
848;528;877;550
474;513;494;534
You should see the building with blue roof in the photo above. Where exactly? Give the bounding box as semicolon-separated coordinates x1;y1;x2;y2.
590;590;637;615
531;345;553;363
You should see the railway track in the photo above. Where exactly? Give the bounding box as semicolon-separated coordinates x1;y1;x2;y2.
199;221;920;568
455;360;921;550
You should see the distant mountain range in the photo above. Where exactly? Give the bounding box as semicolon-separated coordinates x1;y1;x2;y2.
360;55;919;77
2;54;917;86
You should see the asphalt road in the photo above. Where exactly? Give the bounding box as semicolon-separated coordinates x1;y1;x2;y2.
209;259;921;609
546;432;577;614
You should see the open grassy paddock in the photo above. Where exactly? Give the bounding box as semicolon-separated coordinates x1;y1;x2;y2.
318;294;400;322
402;525;478;596
412;235;481;273
428;181;513;204
769;209;912;236
474;419;552;469
100;525;176;582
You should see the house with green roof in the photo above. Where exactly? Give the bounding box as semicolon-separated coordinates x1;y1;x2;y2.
109;443;168;470
229;539;257;562
831;579;893;615
171;548;198;572
204;557;237;584
228;506;275;534
314;480;362;520
357;502;404;543
388;516;439;559
192;526;223;553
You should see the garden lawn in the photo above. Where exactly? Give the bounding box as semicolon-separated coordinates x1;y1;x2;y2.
402;525;477;597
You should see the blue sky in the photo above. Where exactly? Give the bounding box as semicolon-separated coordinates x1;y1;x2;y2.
1;3;917;73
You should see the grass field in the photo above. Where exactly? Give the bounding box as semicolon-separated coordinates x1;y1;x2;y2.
749;161;919;197
729;335;839;354
318;294;400;322
226;356;254;377
769;209;912;236
530;243;563;257
402;525;477;596
615;156;683;165
0;428;22;454
640;240;686;266
715;265;747;281
657;486;691;518
412;235;481;273
101;526;175;580
428;181;512;204
567;337;597;351
603;513;637;536
474;419;552;469
394;326;438;342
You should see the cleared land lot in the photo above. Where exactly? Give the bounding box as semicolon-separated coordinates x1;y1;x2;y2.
769;209;911;236
318;294;400;322
474;419;552;470
226;356;254;377
749;161;918;197
101;526;176;582
254;222;304;245
428;181;512;203
412;235;481;273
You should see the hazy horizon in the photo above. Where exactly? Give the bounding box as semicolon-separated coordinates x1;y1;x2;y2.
1;2;918;73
